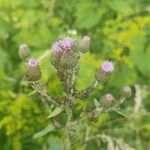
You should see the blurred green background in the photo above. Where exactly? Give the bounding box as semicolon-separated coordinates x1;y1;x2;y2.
0;0;150;149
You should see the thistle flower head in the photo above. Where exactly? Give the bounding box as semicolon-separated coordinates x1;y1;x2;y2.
101;93;114;107
95;60;114;83
19;44;28;50
60;37;75;50
19;43;30;60
103;93;114;101
51;37;80;71
101;60;114;73
52;37;76;53
25;59;41;81
80;35;91;53
122;86;132;98
82;36;90;43
27;59;38;67
52;41;62;53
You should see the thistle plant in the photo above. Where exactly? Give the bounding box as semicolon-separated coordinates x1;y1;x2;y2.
19;36;133;150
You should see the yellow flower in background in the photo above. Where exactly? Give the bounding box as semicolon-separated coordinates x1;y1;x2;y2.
122;55;134;68
113;48;123;61
135;16;150;28
113;48;133;68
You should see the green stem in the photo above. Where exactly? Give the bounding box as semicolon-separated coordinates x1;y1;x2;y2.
64;102;72;150
63;68;76;150
75;81;98;99
32;82;63;107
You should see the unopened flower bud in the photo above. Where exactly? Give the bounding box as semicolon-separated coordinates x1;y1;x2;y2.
25;59;41;81
95;60;114;83
79;36;90;53
101;93;114;108
122;86;132;98
19;44;30;60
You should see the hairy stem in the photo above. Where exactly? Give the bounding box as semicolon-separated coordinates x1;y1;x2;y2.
32;82;63;107
84;134;134;150
64;102;72;150
71;97;127;124
75;81;98;99
63;68;76;150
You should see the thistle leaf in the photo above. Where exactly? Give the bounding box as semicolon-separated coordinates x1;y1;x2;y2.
33;124;55;139
47;107;64;119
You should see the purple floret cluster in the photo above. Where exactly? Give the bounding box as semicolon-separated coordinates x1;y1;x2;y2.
52;37;76;53
104;93;114;101
27;59;38;67
101;60;114;73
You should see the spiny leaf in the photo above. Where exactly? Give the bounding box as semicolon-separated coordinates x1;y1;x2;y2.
27;90;37;96
93;98;100;108
47;107;64;119
33;124;55;139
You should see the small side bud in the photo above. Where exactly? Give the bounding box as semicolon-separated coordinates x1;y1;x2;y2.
79;36;91;53
25;59;41;81
95;60;114;83
122;86;132;98
101;93;114;108
19;44;30;60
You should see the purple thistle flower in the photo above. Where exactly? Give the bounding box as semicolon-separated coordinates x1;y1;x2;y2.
25;59;41;81
52;37;76;53
27;59;38;67
104;93;114;101
52;41;63;53
101;93;114;107
60;37;75;50
101;60;114;73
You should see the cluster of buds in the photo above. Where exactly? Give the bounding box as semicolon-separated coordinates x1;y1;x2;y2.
18;44;41;81
51;36;90;70
51;36;91;90
19;35;133;150
51;37;79;70
18;36;116;94
19;36;132;101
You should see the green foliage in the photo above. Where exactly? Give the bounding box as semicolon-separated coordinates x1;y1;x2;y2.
47;107;64;119
33;124;55;139
0;0;150;149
